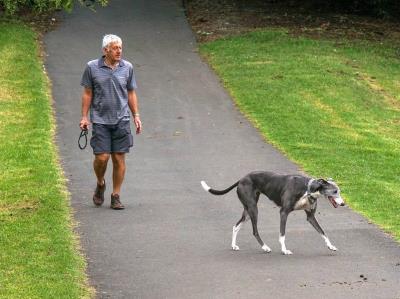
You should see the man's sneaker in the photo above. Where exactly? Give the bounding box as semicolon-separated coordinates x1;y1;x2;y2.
93;180;106;206
110;194;125;210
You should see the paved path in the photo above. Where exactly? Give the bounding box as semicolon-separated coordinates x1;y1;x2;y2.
44;0;400;298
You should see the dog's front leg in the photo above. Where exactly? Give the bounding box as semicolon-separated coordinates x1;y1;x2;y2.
305;210;337;251
279;209;292;255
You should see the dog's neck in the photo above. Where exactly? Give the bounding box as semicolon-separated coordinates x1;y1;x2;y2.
306;179;318;203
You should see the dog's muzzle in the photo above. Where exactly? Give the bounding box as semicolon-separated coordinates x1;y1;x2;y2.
328;196;345;208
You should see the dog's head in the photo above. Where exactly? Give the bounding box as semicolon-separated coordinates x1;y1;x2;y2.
309;178;345;208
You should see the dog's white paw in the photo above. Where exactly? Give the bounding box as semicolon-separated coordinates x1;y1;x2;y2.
322;235;337;251
328;244;337;251
282;249;293;255
232;245;240;251
262;244;271;253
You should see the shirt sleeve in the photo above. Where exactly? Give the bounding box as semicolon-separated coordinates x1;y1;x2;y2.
127;65;137;90
81;64;93;89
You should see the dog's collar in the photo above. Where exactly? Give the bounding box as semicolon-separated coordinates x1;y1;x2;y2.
306;179;317;203
306;179;314;194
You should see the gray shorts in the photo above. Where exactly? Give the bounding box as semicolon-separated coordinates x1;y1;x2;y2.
90;120;133;154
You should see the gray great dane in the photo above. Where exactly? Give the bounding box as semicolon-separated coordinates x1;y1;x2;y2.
201;171;345;255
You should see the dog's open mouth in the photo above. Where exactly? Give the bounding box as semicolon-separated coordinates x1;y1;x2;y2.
328;196;339;208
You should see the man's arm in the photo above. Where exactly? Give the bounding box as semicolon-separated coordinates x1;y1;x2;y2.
79;87;92;130
128;89;142;134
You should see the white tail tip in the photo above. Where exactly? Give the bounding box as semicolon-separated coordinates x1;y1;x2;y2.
201;181;211;192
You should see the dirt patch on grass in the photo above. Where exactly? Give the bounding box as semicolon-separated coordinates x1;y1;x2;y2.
183;0;400;44
0;199;40;223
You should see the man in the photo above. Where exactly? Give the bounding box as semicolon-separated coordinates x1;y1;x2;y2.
79;34;142;210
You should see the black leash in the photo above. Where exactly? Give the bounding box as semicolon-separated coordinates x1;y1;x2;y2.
78;129;88;150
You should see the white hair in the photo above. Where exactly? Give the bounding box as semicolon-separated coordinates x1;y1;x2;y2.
102;34;122;49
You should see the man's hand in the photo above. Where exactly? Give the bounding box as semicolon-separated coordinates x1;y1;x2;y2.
134;116;142;134
80;87;92;131
80;117;90;131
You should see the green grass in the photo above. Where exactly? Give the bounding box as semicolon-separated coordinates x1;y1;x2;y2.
0;21;92;298
200;30;400;240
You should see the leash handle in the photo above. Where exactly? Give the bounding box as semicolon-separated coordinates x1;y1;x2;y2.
78;129;88;150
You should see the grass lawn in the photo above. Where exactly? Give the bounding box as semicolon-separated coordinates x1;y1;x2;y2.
200;30;400;240
0;21;92;298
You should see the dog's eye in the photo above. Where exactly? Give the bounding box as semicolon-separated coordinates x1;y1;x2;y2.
333;190;338;194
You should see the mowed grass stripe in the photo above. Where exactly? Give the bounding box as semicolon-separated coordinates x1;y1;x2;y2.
200;30;400;240
0;21;91;298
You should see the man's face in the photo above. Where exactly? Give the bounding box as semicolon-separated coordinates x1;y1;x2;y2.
104;42;122;63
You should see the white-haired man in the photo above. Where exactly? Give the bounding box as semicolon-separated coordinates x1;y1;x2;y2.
79;34;142;210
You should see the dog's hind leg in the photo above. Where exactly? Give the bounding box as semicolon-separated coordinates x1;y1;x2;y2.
305;210;337;251
237;183;271;252
232;211;248;251
247;205;271;253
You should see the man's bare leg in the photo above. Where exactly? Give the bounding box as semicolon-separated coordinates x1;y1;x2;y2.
111;153;126;195
94;153;110;185
92;153;110;206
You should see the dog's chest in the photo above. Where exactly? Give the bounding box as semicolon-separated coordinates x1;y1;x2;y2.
294;193;314;211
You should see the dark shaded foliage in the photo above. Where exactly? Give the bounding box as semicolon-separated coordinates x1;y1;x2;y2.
293;0;400;18
184;0;400;19
0;0;108;16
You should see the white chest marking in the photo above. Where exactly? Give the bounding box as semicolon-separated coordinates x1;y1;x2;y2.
294;193;311;210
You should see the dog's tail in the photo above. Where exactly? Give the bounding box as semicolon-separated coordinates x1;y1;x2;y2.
201;180;239;195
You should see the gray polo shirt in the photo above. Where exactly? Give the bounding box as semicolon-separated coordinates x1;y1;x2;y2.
81;56;137;125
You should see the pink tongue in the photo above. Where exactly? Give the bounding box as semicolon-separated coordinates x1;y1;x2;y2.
329;197;338;208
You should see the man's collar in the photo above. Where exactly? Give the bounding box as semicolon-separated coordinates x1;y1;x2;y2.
99;56;125;68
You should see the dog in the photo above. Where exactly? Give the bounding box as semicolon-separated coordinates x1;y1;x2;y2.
201;171;345;255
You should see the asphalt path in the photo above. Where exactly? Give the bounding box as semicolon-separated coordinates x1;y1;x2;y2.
44;0;400;298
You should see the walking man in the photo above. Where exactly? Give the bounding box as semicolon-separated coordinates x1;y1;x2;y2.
79;34;142;210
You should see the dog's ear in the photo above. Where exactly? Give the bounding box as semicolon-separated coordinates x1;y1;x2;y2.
309;179;325;192
309;181;320;193
318;178;329;184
